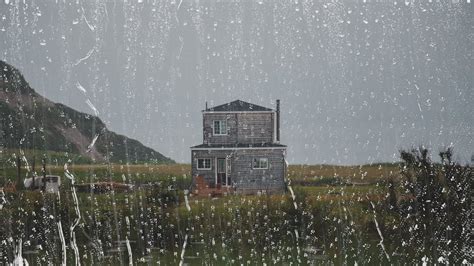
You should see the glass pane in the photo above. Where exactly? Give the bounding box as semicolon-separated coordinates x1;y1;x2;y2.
220;120;226;134
214;121;220;134
217;159;225;173
253;158;258;168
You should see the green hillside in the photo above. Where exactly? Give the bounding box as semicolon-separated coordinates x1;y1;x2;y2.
0;60;174;164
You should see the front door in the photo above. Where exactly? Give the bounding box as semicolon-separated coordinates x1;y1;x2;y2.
217;158;227;186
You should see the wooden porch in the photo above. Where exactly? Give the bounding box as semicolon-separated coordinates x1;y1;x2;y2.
192;175;233;197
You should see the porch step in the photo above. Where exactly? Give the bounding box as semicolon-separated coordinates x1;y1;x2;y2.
192;175;233;197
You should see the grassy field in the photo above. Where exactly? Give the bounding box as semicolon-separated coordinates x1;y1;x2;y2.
0;162;406;264
1;185;395;265
288;163;401;184
1;162;401;185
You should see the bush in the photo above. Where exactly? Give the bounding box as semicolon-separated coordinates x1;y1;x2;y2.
395;147;472;263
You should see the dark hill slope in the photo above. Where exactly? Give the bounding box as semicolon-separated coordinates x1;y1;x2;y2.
0;60;174;164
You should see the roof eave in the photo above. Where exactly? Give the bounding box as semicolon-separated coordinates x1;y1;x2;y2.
190;144;287;150
202;110;275;113
190;146;287;151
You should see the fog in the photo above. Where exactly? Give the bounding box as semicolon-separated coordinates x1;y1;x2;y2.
1;0;472;164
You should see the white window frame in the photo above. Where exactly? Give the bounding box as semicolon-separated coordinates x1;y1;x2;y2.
253;158;269;169
197;158;212;170
213;120;227;135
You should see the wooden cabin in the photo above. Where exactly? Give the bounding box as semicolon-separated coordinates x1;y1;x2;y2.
190;99;287;195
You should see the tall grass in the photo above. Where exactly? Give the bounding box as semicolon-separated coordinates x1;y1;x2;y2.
288;163;401;184
1;162;400;186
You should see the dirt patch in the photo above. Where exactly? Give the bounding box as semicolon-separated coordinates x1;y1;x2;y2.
55;125;105;162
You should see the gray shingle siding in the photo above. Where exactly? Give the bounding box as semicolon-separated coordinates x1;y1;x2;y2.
203;113;238;144
236;113;274;144
231;149;286;193
203;112;275;145
191;148;286;193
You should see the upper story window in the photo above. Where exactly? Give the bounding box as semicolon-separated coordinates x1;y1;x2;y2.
253;158;268;169
213;120;227;135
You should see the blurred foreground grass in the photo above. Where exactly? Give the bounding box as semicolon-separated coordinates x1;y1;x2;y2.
0;161;410;265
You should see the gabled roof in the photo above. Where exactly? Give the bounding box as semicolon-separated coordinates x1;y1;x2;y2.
205;100;273;112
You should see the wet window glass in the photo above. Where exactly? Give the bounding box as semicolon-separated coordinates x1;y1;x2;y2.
0;1;472;265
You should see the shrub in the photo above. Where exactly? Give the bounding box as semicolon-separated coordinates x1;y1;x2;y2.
395;147;472;263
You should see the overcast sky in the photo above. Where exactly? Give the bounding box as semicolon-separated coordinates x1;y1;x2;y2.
1;1;472;164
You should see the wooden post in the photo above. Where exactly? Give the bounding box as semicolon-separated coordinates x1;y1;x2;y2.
31;156;35;191
16;155;22;191
42;158;46;191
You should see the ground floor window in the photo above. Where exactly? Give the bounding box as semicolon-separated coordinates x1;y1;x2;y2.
197;158;211;170
253;158;268;169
